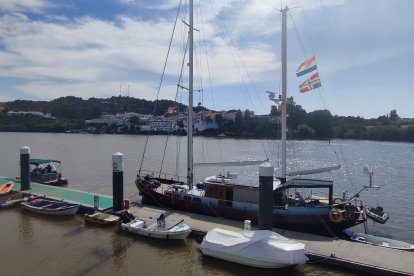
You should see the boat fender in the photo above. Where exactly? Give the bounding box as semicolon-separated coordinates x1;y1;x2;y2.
329;208;344;223
123;199;130;210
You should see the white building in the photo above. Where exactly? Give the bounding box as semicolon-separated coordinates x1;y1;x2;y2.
7;111;55;119
194;120;218;132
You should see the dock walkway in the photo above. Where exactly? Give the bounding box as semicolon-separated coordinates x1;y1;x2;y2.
1;175;412;275
0;177;112;209
129;204;414;276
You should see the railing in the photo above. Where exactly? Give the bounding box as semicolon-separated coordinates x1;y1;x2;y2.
138;169;205;184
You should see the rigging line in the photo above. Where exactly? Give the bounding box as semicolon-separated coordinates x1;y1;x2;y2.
337;144;357;192
194;5;206;101
208;0;257;112
196;1;226;165
159;26;189;176
301;7;316;61
138;0;183;174
297;7;332;123
197;1;215;110
261;143;270;161
289;9;308;60
164;36;190;177
220;3;271;113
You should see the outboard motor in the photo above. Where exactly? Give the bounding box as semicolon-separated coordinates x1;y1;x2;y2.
366;206;389;224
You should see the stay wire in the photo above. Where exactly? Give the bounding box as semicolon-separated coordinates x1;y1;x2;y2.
138;0;183;174
208;0;261;113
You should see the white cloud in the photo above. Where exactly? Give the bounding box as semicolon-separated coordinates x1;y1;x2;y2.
15;80;160;101
1;0;413;118
0;0;52;12
0;7;278;100
118;0;180;10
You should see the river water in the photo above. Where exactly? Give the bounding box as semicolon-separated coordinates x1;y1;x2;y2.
0;132;413;275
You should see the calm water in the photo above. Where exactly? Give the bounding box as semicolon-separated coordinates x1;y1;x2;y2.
1;132;413;275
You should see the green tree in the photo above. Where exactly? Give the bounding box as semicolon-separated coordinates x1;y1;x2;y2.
296;124;315;139
403;126;414;142
270;105;280;116
234;110;243;133
129;116;140;133
389;109;400;122
306;109;333;138
215;114;225;130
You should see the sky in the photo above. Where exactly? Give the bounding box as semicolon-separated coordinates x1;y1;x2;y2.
0;0;413;119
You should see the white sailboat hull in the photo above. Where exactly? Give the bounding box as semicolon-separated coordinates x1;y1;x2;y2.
345;230;414;251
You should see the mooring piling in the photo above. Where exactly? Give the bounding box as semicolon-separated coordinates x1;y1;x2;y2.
259;161;274;230
112;152;124;211
20;146;30;191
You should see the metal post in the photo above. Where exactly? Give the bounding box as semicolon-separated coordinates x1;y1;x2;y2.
259;162;274;230
20;146;30;191
93;194;100;210
112;152;124;211
280;6;288;183
187;0;194;189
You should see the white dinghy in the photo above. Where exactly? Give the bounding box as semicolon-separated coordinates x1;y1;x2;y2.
201;228;308;268
345;230;414;251
120;213;191;240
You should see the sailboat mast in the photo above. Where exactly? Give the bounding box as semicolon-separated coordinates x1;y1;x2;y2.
187;0;194;189
280;6;288;183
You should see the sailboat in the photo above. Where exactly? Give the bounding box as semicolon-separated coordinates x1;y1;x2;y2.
135;4;382;237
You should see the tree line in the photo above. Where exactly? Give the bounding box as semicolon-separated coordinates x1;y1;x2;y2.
0;96;413;142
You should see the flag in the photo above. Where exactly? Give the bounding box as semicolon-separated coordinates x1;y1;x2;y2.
165;106;177;116
299;72;321;93
296;56;317;77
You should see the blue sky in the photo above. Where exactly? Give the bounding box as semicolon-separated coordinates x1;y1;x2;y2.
0;0;413;119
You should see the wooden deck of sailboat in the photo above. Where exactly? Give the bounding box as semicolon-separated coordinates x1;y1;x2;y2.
129;203;414;276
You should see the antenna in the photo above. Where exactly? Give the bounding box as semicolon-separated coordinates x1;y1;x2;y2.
363;165;378;188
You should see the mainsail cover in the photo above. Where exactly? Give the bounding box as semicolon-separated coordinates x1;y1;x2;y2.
194;160;265;167
287;164;341;176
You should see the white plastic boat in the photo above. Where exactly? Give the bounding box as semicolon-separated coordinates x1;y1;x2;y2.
121;217;191;240
345;230;414;251
200;228;308;268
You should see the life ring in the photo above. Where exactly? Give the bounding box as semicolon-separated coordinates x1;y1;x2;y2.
333;197;344;205
329;208;344;223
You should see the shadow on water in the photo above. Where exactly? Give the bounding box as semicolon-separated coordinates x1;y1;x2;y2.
74;229;132;276
73;227;188;276
18;210;34;245
199;253;306;276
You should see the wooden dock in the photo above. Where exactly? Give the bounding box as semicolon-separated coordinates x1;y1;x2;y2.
1;175;412;275
128;203;414;276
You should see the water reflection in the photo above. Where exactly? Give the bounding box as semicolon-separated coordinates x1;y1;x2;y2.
18;211;33;246
111;229;128;274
